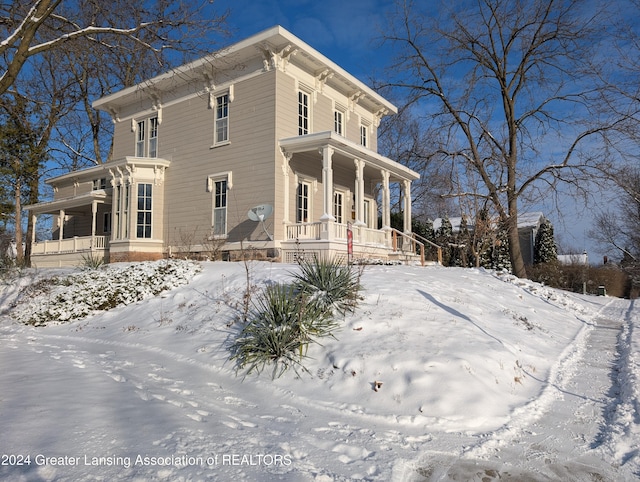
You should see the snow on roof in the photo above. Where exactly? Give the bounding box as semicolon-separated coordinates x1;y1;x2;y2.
432;212;545;233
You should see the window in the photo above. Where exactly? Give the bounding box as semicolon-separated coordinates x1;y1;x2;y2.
123;184;130;238
215;94;229;144
334;110;343;136
136;120;145;157
360;124;368;147
212;179;227;236
93;178;107;190
363;199;371;228
136;183;152;238
333;191;344;224
103;212;111;234
298;91;309;135
149;117;158;158
297;181;310;222
136;117;159;157
113;183;130;239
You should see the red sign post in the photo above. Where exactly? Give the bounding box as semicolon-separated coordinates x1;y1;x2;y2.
347;222;353;264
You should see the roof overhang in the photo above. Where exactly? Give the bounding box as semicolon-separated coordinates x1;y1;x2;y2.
280;131;419;182
93;25;396;118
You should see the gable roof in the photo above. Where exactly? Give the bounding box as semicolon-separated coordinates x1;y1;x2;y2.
93;25;396;118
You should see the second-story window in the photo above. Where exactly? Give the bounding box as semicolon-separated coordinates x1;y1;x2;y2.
215;94;229;144
136;120;145;157
334;111;343;136
298;91;309;135
360;124;368;147
149;117;158;158
136;117;159;157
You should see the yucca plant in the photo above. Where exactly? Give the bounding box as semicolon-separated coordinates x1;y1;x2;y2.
80;252;105;269
231;282;338;379
292;255;361;316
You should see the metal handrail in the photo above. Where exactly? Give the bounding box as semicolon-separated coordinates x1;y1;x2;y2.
389;228;425;266
411;232;443;265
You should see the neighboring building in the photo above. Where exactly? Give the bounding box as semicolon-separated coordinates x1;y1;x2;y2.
432;211;547;266
517;212;546;266
557;252;589;265
26;26;419;267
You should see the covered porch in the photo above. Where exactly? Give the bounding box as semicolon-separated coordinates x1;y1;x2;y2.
278;131;421;263
25;190;111;267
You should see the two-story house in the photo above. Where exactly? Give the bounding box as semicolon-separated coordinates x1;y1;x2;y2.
26;26;419;267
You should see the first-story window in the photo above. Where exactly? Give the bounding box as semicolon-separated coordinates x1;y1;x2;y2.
333;191;344;224
136;183;152;238
212;179;227;236
112;184;130;239
297;181;310;223
103;212;112;234
363;199;371;228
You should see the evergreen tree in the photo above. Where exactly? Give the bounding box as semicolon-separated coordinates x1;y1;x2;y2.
436;216;453;266
534;220;557;264
492;224;512;272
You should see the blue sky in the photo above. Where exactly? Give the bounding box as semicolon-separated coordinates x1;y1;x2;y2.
212;0;392;83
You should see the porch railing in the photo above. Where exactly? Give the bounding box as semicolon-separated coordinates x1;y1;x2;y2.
31;236;109;255
285;222;388;246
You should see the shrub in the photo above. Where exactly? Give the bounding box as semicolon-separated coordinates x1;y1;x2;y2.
231;283;339;379
291;255;361;316
80;252;105;269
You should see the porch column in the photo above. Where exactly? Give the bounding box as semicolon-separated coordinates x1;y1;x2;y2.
281;151;292;224
353;158;366;227
58;209;65;240
319;146;335;222
91;200;98;244
403;179;412;233
381;170;391;229
31;214;37;245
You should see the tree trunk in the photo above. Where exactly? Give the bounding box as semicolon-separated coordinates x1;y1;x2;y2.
506;199;526;278
14;175;23;263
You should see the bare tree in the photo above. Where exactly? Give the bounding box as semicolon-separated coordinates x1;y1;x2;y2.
1;1;228;264
0;1;228;96
590;166;640;263
381;0;630;277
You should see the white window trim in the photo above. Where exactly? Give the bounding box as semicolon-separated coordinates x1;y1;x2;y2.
133;116;159;157
360;121;370;148
297;86;313;136
136;183;153;239
213;93;230;147
333;188;348;224
207;171;232;239
209;85;234;148
295;173;316;223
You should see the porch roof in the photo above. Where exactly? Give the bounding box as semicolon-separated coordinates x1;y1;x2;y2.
44;157;171;188
279;131;420;182
24;190;111;215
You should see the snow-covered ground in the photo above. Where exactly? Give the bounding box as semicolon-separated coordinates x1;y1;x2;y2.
0;260;638;481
